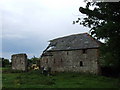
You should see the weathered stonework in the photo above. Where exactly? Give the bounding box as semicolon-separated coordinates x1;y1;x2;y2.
11;53;27;71
40;33;101;74
41;49;100;74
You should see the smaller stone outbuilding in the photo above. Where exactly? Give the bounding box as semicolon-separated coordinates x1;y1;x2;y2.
11;53;27;71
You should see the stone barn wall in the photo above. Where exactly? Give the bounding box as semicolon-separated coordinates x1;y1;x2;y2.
41;48;100;74
12;54;27;71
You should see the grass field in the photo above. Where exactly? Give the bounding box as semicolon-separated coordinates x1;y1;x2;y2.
2;68;120;88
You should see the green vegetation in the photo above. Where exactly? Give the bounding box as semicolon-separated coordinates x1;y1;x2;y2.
74;2;120;76
0;58;11;68
2;68;120;88
28;56;39;64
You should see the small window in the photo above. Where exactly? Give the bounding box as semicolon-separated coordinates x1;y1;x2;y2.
61;58;63;62
54;59;55;63
82;49;87;54
46;59;48;63
67;52;69;55
80;61;83;66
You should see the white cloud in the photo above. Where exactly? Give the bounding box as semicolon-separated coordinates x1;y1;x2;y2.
2;34;26;39
0;0;89;59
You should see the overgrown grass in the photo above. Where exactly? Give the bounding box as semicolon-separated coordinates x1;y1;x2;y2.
2;69;120;88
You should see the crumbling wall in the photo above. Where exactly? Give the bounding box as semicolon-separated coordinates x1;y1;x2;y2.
11;53;27;71
41;49;100;74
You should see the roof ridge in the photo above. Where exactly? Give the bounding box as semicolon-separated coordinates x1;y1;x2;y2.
49;32;89;42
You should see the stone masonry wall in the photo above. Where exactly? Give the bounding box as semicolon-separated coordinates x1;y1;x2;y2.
12;54;27;71
41;49;100;74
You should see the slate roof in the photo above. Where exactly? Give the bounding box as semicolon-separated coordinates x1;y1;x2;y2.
45;33;101;51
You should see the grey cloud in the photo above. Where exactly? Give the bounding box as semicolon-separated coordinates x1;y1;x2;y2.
1;0;89;59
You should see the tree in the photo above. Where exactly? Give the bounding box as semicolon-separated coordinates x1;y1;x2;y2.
31;56;39;64
74;2;120;69
1;58;10;67
28;56;40;67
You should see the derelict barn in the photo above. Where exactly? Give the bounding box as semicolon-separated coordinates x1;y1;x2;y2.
40;33;101;74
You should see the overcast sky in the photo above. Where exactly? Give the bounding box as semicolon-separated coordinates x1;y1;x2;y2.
0;0;89;60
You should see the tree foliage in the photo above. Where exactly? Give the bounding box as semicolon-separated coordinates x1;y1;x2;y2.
1;58;11;67
28;56;40;66
74;2;120;69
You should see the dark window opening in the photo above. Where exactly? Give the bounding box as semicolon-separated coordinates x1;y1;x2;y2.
67;52;69;55
46;59;48;63
61;58;63;62
80;61;83;66
82;49;87;54
54;59;55;63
